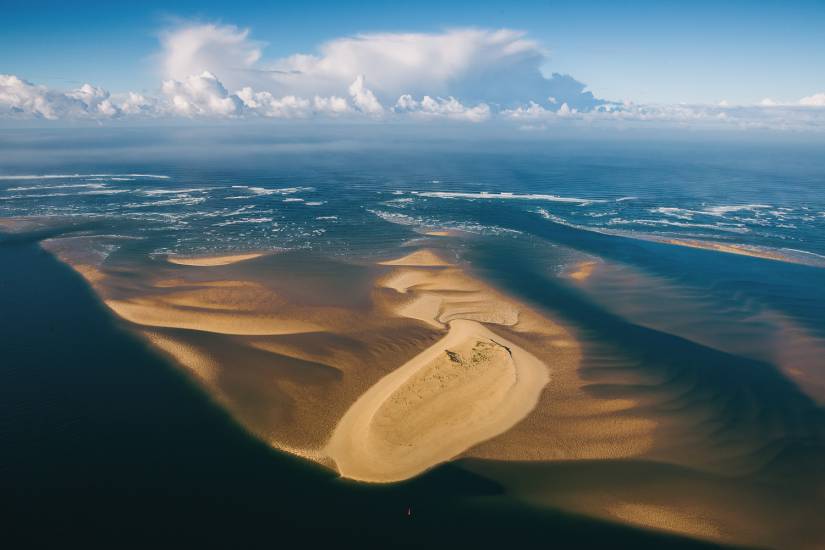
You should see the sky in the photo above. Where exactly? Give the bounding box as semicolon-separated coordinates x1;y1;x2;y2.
1;0;824;128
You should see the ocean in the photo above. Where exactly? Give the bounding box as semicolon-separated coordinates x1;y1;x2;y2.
1;126;824;547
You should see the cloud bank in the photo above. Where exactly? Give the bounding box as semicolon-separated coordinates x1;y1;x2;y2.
1;22;824;130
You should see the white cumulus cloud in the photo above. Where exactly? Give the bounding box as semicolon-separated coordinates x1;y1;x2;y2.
2;21;825;131
394;94;490;122
0;74;124;119
160;23;263;90
348;75;384;115
158;24;602;110
161;71;244;116
0;74;64;119
157;70;364;118
799;93;825;107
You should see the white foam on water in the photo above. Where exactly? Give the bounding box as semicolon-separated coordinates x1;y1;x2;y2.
141;188;210;196
607;218;750;233
77;189;130;195
367;209;519;236
416;191;603;205
0;193;71;200
213;217;274;227
6;183;108;191
650;207;697;220
231;185;314;196
0;174;169;180
702;204;772;216
123;196;207;208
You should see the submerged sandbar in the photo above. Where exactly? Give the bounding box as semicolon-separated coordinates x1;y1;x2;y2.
165;252;266;266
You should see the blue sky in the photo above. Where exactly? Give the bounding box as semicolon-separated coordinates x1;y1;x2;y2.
2;0;824;105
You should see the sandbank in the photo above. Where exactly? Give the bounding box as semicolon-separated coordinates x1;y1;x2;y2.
325;319;549;482
166;252;265;266
378;249;452;267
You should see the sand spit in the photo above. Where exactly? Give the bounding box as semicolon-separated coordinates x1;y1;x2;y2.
637;236;825;267
166;252;266;266
326;319;549;482
665;238;792;261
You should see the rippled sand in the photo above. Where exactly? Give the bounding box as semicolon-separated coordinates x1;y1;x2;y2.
41;241;578;475
326;250;575;481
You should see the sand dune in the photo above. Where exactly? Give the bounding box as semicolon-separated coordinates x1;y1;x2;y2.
322;249;581;481
326;319;549;482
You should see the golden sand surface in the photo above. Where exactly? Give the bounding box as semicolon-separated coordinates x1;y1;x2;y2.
36;234;825;547
326;319;550;482
165;252;266;266
41;241;578;471
378;249;453;267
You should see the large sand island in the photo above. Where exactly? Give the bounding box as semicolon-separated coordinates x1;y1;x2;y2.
40;238;579;478
326;248;555;481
